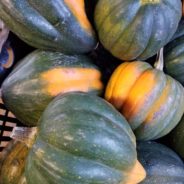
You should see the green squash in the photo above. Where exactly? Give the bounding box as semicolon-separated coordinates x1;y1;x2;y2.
137;141;184;184
0;140;29;184
169;115;184;159
2;50;103;126
0;0;96;54
95;0;182;60
165;18;184;85
24;92;146;184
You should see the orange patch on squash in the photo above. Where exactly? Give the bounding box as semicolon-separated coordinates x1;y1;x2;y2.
105;62;151;110
122;70;157;120
64;0;93;33
40;68;103;96
124;160;146;184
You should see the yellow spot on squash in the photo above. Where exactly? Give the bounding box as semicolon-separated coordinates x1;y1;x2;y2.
64;0;93;34
141;0;160;4
40;68;103;96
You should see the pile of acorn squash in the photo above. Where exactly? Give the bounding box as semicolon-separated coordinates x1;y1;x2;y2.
0;0;184;183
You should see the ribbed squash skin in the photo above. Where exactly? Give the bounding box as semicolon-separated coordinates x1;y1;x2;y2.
24;92;145;184
0;140;29;184
95;0;182;60
2;50;103;126
169;115;184;159
0;0;96;54
137;141;184;184
105;61;184;140
165;18;184;85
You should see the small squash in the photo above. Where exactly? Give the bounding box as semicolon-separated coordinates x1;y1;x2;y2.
2;50;103;126
24;92;146;184
137;141;184;183
95;0;182;60
0;140;29;184
105;49;184;140
165;18;184;85
0;0;96;54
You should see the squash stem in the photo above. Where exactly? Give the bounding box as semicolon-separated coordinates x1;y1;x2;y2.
154;48;164;71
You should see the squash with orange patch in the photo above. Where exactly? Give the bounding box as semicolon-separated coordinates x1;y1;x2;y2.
0;0;96;54
105;49;184;140
2;50;103;126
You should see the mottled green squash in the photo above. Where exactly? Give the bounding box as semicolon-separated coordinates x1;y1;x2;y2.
0;140;29;184
95;0;182;60
24;92;146;184
165;18;184;85
0;0;96;53
2;50;103;126
137;141;184;184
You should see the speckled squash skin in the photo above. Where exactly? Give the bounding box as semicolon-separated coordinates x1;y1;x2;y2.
165;18;184;85
95;0;182;60
24;92;145;184
105;61;184;140
169;115;184;159
2;50;103;126
137;141;184;184
0;140;29;184
0;0;96;54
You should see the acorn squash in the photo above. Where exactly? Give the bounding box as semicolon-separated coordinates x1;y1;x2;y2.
95;0;182;60
0;0;96;54
2;50;103;126
24;92;146;184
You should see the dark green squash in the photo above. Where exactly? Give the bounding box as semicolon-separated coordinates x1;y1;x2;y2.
95;0;182;60
0;140;29;184
0;0;96;54
137;141;184;184
165;18;184;85
2;50;103;126
169;115;184;159
24;92;146;184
